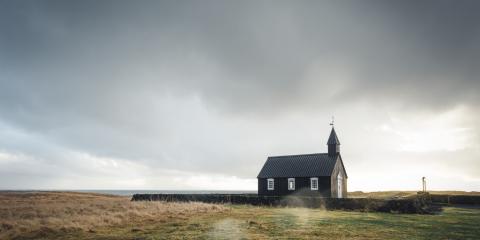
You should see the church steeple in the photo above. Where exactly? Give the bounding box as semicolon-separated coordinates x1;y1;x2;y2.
327;122;340;156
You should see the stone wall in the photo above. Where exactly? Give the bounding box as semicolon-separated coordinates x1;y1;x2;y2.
131;194;435;214
430;194;480;205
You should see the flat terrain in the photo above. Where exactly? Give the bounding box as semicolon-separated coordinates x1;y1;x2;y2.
1;192;479;240
348;190;480;199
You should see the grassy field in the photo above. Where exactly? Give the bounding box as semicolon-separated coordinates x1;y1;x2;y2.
1;192;479;240
348;190;480;199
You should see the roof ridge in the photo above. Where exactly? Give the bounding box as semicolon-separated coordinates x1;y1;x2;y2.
268;152;328;158
258;152;339;178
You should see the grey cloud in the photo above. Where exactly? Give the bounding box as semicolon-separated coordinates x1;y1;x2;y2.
0;1;479;189
2;1;479;114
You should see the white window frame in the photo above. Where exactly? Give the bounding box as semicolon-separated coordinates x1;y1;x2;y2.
288;178;295;190
310;177;319;190
267;178;274;191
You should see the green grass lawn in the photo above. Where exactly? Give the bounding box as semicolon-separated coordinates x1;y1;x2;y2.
86;205;480;240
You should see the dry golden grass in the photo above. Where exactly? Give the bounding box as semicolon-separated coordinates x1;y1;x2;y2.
0;191;225;239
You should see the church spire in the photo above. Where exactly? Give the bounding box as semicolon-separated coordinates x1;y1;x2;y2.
327;120;340;156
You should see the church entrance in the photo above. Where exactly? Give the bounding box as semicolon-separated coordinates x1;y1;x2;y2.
337;172;343;198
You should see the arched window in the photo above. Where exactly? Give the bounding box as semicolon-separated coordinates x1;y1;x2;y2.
288;178;295;190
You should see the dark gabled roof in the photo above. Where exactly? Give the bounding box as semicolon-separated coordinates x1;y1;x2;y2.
327;127;340;145
257;153;338;178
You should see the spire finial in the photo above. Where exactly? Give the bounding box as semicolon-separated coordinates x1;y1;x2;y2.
330;116;335;127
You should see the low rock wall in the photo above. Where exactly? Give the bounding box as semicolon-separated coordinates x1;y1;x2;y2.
131;194;434;214
430;195;480;205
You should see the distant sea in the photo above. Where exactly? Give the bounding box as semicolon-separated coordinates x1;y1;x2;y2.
0;190;257;196
77;190;257;196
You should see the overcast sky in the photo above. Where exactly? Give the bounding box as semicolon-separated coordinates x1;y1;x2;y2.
1;1;479;191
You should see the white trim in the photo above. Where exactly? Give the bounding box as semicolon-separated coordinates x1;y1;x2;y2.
337;172;343;198
267;178;274;191
310;177;318;190
288;178;295;190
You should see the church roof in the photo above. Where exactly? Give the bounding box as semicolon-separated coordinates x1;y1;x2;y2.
327;127;340;145
257;153;338;178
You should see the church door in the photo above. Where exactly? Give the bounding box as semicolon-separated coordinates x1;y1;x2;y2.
337;172;343;198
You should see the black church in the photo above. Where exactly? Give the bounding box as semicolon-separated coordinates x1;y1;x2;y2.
257;126;348;198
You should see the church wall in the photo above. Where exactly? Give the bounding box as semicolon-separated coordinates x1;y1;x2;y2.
258;177;331;197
